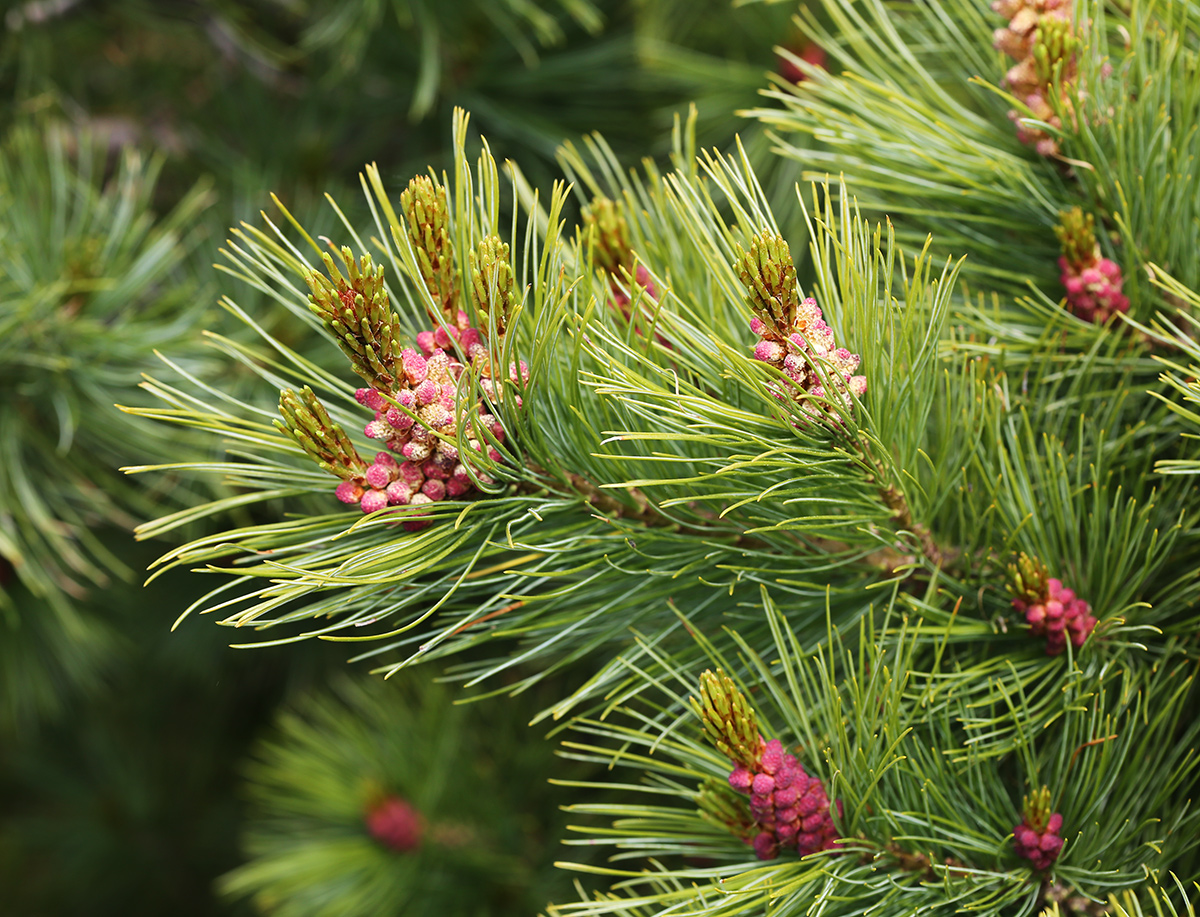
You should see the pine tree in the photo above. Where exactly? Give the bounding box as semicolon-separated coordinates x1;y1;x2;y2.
0;2;831;911
124;38;1200;904
744;0;1199;312
8;0;1200;913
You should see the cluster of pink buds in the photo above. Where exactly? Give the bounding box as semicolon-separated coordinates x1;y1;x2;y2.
728;738;842;860
736;231;865;421
1013;787;1063;871
1059;257;1128;323
340;342;526;522
992;0;1077;156
1014;813;1063;870
693;669;840;862
1008;553;1097;655
365;794;424;852
286;181;527;529
1013;578;1096;655
1055;208;1129;323
750;299;867;418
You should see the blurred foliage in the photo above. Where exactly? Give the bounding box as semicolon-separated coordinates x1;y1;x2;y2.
221;673;601;916
0;0;800;210
0;124;217;603
0;121;224;732
0;536;347;917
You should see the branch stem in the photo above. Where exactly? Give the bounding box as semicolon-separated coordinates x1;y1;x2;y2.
848;432;949;570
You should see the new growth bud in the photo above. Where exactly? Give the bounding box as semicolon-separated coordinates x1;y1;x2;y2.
581;196;632;278
692;669;762;770
735;235;865;422
991;0;1080;156
582;195;663;334
400;174;459;321
1032;16;1078;84
1008;553;1097;655
305;248;400;392
1054;207;1097;269
1006;552;1049;606
303;204;525;525
734;231;800;332
469;235;514;338
695;670;841;860
276;387;367;481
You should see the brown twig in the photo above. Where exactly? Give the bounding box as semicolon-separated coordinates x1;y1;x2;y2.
449;600;526;636
848;429;953;571
523;463;934;574
878;481;948;569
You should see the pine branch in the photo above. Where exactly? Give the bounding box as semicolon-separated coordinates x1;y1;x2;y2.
743;0;1198;337
547;593;1200;916
123;110;1200;878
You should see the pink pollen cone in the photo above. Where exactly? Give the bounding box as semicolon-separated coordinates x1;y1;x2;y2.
759;739;784;774
366;796;423;852
360;489;388;513
402;349;429;384
365;463;394;490
336;481;364;504
729;766;753;793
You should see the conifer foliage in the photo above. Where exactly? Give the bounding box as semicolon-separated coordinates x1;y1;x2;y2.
127;100;1200;914
750;0;1200;319
0;123;217;730
103;0;1200;912
0;125;214;606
